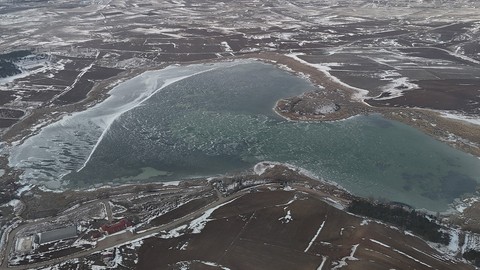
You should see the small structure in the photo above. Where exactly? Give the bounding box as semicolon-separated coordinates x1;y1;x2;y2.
15;236;34;254
100;219;132;235
36;226;78;245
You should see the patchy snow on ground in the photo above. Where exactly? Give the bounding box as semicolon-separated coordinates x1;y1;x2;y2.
440;111;480;126
317;256;328;270
392;247;432;268
159;224;188;239
277;195;297;207
461;232;480;253
179;241;189;250
107;247;123;268
305;218;326;252
197;260;231;270
162;181;181;186
278;210;293;224
371;238;433;268
286;53;370;102
15;184;34;196
187;197;240;234
447;229;460;253
323;197;345;210
370;239;391;248
176;260;231;270
315;103;338;114
360;219;369;226
160;196;241;238
332;244;359;269
7;199;23;214
374;70;419;100
221;41;233;52
90;202;108;220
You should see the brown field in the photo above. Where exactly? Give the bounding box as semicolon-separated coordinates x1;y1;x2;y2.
0;119;18;128
137;190;472;270
150;195;217;227
367;79;480;115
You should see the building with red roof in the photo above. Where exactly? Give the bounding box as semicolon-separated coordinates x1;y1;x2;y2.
100;219;133;235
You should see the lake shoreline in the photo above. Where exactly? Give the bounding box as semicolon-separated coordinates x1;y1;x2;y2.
0;54;479;214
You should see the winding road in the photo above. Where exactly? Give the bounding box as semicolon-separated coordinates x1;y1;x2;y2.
0;188;241;270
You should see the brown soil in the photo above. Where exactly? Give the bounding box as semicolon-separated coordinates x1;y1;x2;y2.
367;79;480;115
137;189;473;270
53;78;94;105
0;119;18;128
0;91;16;105
150;195;217;226
20;90;62;102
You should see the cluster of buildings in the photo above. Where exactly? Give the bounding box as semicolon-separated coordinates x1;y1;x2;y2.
14;219;133;255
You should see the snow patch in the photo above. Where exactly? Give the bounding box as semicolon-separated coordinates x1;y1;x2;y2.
305;218;326;252
317;256;328;270
286;53;370;102
278;210;293;224
332;244;359;269
187;197;240;234
221;41;233;52
360;219;369;226
370;239;391;248
253;162;275;175
159;225;188;239
162;181;180;186
440;112;480;126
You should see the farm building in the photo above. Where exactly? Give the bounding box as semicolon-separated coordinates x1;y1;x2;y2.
36;226;78;245
100;219;132;235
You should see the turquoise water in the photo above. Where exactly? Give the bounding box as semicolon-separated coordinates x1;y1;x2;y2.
13;61;480;211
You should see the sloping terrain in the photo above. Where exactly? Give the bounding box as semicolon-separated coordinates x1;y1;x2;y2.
137;189;472;270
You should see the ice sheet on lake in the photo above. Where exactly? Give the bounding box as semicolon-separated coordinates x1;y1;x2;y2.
9;61;243;188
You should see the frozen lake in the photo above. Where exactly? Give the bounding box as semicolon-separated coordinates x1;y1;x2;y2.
10;61;480;211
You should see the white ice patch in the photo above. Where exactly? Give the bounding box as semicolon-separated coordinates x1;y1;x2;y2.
9;61;247;188
253;162;275;175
